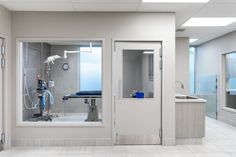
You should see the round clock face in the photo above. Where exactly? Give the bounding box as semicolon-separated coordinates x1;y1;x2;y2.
62;63;70;71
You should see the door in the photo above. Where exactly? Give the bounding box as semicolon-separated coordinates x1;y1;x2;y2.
0;38;5;150
113;41;162;145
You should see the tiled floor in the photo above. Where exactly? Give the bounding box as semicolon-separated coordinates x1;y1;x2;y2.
1;117;236;157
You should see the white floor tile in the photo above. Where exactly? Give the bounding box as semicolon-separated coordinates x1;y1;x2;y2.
1;117;236;157
194;153;231;157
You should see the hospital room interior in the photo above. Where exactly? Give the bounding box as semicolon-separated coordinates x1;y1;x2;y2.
21;41;103;122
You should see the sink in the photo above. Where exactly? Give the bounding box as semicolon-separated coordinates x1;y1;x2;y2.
175;95;197;99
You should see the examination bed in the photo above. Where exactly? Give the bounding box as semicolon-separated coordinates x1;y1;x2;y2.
63;91;102;100
62;91;102;122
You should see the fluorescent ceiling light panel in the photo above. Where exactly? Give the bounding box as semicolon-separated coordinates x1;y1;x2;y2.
142;0;209;3
143;51;154;54
189;39;198;43
183;18;236;27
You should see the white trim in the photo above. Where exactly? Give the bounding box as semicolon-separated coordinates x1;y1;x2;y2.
0;34;12;149
111;38;163;145
17;122;104;127
221;51;236;112
222;107;236;114
12;138;112;147
16;38;106;127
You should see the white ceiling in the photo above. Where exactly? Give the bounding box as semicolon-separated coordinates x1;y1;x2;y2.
0;0;236;46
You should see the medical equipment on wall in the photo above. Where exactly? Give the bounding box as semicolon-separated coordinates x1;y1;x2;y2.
43;42;93;63
23;43;55;121
23;43;38;110
36;75;54;116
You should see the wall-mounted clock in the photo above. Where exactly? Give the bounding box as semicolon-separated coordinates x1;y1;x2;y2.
62;63;70;71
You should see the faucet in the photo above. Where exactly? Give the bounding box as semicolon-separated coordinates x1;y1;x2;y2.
176;81;184;89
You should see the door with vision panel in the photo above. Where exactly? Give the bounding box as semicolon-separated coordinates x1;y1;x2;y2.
113;41;162;145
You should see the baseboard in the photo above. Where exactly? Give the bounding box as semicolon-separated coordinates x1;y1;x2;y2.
218;115;236;127
12;138;112;147
162;138;175;146
176;138;202;145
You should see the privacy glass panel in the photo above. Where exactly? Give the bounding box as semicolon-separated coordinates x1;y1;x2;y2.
122;50;154;98
197;75;217;119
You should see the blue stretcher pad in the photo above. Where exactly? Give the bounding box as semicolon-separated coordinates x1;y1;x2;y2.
63;91;102;100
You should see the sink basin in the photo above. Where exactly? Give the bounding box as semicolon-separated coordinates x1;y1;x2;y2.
175;95;197;99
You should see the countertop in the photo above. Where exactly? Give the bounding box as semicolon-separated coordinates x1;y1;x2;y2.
175;94;207;103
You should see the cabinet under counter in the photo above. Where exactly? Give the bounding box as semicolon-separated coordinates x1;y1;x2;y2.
175;95;206;144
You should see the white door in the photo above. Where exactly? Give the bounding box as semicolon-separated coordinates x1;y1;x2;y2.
113;41;162;145
0;38;5;149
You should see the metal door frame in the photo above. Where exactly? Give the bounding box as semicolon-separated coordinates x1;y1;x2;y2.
111;39;163;145
0;36;6;150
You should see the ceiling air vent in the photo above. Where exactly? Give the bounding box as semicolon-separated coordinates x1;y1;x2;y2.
176;29;186;32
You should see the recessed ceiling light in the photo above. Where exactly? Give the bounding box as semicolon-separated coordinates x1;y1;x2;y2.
189;39;198;43
142;0;209;3
182;18;236;27
143;51;154;54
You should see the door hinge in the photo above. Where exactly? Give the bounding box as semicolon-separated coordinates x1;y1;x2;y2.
159;47;163;58
1;45;5;56
1;133;5;144
114;43;116;52
159;59;163;70
1;57;5;69
159;128;162;139
115;133;119;144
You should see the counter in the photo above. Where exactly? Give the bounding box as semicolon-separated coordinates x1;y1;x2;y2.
175;94;206;145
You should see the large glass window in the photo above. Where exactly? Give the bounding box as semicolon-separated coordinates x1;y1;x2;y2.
19;40;103;125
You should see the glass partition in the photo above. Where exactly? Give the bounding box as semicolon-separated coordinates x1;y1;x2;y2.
197;75;218;119
19;40;103;123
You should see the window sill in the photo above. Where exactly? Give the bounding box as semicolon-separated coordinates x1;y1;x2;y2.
222;107;236;114
16;121;104;128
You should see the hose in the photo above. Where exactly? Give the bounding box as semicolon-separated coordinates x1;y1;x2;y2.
23;43;54;110
23;43;38;110
46;90;54;105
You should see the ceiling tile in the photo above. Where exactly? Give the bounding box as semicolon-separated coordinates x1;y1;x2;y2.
194;3;236;17
3;1;74;11
209;0;236;3
73;3;138;11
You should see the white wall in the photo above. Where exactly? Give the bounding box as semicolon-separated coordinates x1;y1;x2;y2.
11;12;175;146
0;4;11;148
176;37;189;95
196;30;236;126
